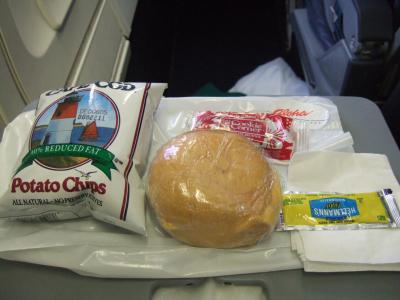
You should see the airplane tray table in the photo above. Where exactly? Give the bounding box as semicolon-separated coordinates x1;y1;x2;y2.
0;97;399;300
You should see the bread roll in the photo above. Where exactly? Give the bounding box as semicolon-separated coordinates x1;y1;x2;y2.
147;130;282;248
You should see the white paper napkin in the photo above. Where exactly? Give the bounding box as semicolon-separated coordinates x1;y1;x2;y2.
287;151;400;272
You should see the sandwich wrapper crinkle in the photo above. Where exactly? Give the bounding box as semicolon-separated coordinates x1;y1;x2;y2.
0;82;167;235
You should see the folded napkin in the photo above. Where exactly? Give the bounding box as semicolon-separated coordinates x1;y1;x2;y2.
287;151;400;272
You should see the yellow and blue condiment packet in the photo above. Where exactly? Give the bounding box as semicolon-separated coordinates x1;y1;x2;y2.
280;189;400;230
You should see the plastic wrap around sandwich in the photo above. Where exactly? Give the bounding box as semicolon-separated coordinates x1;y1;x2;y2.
147;130;282;248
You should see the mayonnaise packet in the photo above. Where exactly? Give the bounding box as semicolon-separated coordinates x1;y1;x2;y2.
280;189;400;230
0;82;167;235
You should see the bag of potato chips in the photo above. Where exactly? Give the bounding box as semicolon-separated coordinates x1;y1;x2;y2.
0;82;167;235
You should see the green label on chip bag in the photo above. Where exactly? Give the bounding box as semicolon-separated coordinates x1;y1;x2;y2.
15;143;117;180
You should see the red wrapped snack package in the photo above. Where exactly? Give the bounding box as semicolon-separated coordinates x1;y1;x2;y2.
193;111;294;161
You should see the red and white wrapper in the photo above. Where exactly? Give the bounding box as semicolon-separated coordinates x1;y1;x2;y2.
193;111;295;161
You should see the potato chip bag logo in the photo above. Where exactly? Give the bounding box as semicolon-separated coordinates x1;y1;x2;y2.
28;90;120;172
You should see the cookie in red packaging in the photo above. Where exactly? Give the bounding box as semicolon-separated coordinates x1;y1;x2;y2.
193;111;294;161
0;82;167;234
